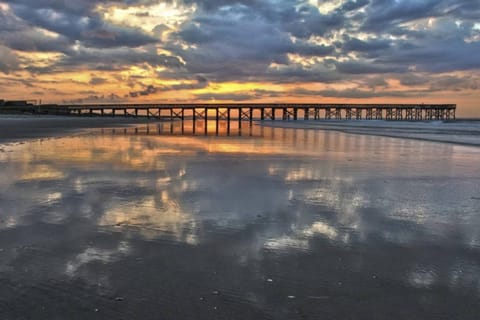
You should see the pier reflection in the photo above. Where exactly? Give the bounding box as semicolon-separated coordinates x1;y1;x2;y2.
0;124;479;319
103;120;256;137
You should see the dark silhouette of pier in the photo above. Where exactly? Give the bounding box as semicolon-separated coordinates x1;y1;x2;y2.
2;103;456;122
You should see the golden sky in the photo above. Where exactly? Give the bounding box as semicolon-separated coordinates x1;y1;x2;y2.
0;1;479;116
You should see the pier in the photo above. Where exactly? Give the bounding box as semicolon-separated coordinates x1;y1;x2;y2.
2;103;456;122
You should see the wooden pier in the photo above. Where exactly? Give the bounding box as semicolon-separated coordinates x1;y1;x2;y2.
3;103;456;122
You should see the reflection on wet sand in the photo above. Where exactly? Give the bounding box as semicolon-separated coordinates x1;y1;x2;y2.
1;122;480;319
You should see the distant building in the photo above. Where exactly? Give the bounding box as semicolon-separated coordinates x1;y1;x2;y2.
0;99;4;106
3;100;33;106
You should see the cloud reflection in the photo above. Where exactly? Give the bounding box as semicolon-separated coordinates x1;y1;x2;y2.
66;241;131;277
0;125;479;299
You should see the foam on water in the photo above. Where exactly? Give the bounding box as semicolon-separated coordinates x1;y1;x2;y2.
262;120;480;146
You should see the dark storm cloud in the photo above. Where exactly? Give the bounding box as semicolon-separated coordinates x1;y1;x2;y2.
295;43;336;57
197;0;346;38
3;0;158;49
361;0;438;31
8;3;156;48
335;60;407;74
342;37;391;53
166;1;345;83
377;39;480;73
168;7;291;81
1;0;479;98
0;0;168;76
1;30;72;53
165;0;480;87
361;0;480;32
0;5;25;32
284;6;346;39
0;7;74;53
3;0;103;15
340;0;369;12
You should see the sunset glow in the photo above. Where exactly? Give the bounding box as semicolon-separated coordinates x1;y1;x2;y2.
0;0;479;116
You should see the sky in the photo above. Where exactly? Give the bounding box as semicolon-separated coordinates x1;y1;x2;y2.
0;0;479;116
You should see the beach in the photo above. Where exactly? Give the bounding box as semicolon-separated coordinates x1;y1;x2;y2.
0;115;153;144
1;117;480;319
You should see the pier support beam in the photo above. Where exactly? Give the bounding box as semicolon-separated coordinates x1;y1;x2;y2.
46;103;456;123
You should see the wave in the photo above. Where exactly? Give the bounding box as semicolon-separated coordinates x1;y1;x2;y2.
260;120;480;147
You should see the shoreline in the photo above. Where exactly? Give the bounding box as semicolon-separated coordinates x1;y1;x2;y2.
1;114;479;147
258;119;480;147
0;115;158;145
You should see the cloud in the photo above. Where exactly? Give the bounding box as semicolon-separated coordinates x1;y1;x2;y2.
0;45;20;74
165;1;347;83
89;76;108;86
26;46;185;74
65;92;124;104
384;40;480;73
193;88;283;101
12;5;156;49
335;60;407;74
163;75;210;91
170;5;293;80
340;0;369;12
193;92;253;101
362;76;389;90
293;87;414;99
428;75;479;91
362;0;480;31
399;74;430;87
342;37;392;54
266;64;343;84
0;0;479;102
129;85;158;98
1;28;72;53
282;5;346;39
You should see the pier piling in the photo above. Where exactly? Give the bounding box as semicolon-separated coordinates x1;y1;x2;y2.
7;103;456;123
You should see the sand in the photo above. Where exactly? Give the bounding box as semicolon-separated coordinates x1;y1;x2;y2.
1;118;479;319
0;115;156;144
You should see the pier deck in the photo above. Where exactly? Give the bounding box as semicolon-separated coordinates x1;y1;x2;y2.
2;103;456;122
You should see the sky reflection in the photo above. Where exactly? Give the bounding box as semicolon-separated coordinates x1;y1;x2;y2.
1;124;480;318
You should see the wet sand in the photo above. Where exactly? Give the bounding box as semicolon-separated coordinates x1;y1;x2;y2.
1;120;480;319
0;115;153;144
